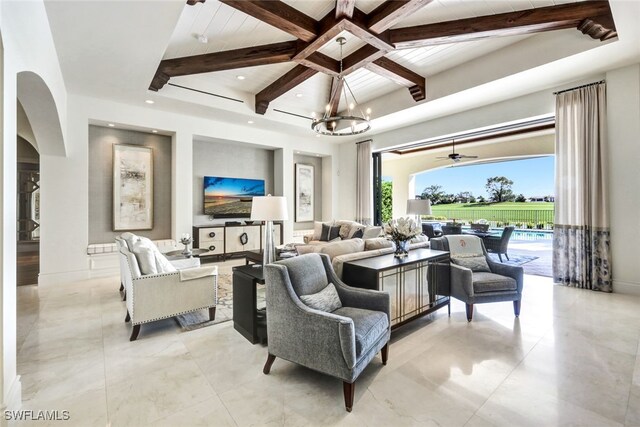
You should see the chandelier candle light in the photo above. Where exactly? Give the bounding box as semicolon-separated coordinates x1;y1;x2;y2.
384;218;420;258
311;37;371;136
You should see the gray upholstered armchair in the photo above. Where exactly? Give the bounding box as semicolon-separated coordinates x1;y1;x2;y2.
430;236;523;322
263;253;391;412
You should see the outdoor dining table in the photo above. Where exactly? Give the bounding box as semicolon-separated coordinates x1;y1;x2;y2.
462;229;501;239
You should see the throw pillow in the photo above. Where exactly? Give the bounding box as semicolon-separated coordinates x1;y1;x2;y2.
299;283;342;312
339;223;352;240
351;228;364;239
329;225;341;241
451;255;491;272
313;221;331;240
131;241;158;275
320;223;332;241
362;226;383;239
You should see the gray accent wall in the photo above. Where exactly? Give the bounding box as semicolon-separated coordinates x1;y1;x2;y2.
294;154;323;231
193;139;274;226
88;125;172;244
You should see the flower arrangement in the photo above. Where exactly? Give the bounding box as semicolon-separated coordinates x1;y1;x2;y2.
384;217;420;258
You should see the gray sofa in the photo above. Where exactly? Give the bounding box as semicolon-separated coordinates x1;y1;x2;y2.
430;236;523;322
263;253;391;412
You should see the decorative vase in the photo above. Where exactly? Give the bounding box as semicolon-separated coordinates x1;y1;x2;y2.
394;239;409;258
181;243;192;256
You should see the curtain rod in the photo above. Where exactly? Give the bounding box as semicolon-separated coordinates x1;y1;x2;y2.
553;80;605;95
355;139;372;145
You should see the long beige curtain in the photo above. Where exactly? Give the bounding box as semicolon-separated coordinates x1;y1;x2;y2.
356;140;372;225
553;82;611;292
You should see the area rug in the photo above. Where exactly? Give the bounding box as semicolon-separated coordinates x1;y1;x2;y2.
175;273;233;331
488;253;539;266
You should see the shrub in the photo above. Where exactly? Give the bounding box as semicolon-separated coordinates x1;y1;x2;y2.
536;222;545;229
515;222;523;228
526;222;534;229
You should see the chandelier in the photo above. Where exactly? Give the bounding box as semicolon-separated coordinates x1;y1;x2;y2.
311;37;371;136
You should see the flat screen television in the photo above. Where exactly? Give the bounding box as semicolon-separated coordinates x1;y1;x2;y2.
203;176;265;218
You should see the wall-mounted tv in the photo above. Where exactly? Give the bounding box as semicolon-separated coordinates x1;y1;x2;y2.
203;176;265;218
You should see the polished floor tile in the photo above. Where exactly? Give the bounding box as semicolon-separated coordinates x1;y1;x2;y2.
14;265;640;426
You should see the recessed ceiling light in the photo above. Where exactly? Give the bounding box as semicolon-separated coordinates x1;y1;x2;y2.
236;75;246;80
152;130;158;133
248;120;254;124
145;99;154;104
295;93;303;98
108;123;115;127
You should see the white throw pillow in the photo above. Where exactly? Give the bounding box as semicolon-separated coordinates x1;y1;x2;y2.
131;240;158;275
363;226;383;239
299;283;342;312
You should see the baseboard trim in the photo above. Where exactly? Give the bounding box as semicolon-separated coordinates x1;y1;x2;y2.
38;269;90;286
1;375;22;412
614;280;640;295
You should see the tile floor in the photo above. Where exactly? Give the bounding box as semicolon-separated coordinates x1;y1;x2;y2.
15;261;640;426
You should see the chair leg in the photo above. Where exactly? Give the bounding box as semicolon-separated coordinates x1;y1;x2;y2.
466;304;474;322
448;302;451;317
129;325;140;341
119;282;124;292
343;381;355;412
124;310;130;323
505;253;510;261
381;343;389;366
209;307;216;321
498;254;503;262
122;290;126;301
513;300;521;317
263;353;276;375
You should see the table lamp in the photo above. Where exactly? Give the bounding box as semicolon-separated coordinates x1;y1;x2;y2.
250;194;289;265
406;198;432;228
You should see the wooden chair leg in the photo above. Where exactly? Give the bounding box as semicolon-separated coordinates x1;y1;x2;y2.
119;282;124;292
122;290;126;301
513;300;521;317
263;353;276;375
381;343;389;366
124;310;130;323
447;302;451;317
209;307;216;321
466;304;474;322
343;381;355;412
129;325;140;341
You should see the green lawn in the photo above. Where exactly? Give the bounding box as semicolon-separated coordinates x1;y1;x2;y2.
429;202;554;225
432;202;554;211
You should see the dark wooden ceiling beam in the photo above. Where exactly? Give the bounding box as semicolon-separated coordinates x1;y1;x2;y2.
389;1;617;49
365;57;426;101
335;0;356;19
255;65;318;114
149;41;299;91
186;0;205;5
367;0;433;34
328;77;344;116
296;52;341;77
219;0;318;42
578;14;617;41
342;44;387;75
345;9;394;51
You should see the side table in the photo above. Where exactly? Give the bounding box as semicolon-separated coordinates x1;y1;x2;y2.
232;264;267;344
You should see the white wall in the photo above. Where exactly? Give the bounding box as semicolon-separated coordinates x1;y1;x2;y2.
606;64;640;294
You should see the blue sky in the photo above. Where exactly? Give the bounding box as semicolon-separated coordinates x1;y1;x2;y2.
392;156;555;199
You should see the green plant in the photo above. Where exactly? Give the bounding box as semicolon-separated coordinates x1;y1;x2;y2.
536;222;545;229
515;222;523;228
526;222;534;229
381;181;393;223
496;221;503;227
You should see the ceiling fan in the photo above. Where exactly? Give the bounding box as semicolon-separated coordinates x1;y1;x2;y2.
437;140;479;163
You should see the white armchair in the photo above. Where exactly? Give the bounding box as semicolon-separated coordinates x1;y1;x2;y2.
119;241;218;341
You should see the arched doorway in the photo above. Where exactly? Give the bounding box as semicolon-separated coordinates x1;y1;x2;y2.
16;71;66;288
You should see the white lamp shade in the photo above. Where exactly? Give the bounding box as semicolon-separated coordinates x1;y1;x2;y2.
406;199;432;215
250;195;289;221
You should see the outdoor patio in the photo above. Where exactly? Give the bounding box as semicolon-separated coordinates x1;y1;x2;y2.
488;238;552;277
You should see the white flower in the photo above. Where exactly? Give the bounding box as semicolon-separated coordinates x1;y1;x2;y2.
384;217;420;241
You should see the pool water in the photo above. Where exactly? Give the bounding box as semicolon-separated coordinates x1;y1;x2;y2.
509;229;553;241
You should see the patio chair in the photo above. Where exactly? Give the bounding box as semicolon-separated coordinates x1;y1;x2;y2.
422;222;443;239
442;224;462;235
483;226;515;262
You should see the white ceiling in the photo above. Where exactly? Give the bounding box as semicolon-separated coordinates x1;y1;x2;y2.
42;0;640;141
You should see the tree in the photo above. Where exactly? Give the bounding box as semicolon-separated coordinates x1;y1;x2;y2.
440;193;456;205
420;184;445;205
515;193;527;202
485;176;515;203
476;195;486;203
381;180;393;223
455;191;474;203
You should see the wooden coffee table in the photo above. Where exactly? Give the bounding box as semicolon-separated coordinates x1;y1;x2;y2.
244;249;297;265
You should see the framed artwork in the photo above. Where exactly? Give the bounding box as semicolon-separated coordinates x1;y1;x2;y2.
295;163;314;222
113;144;153;231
